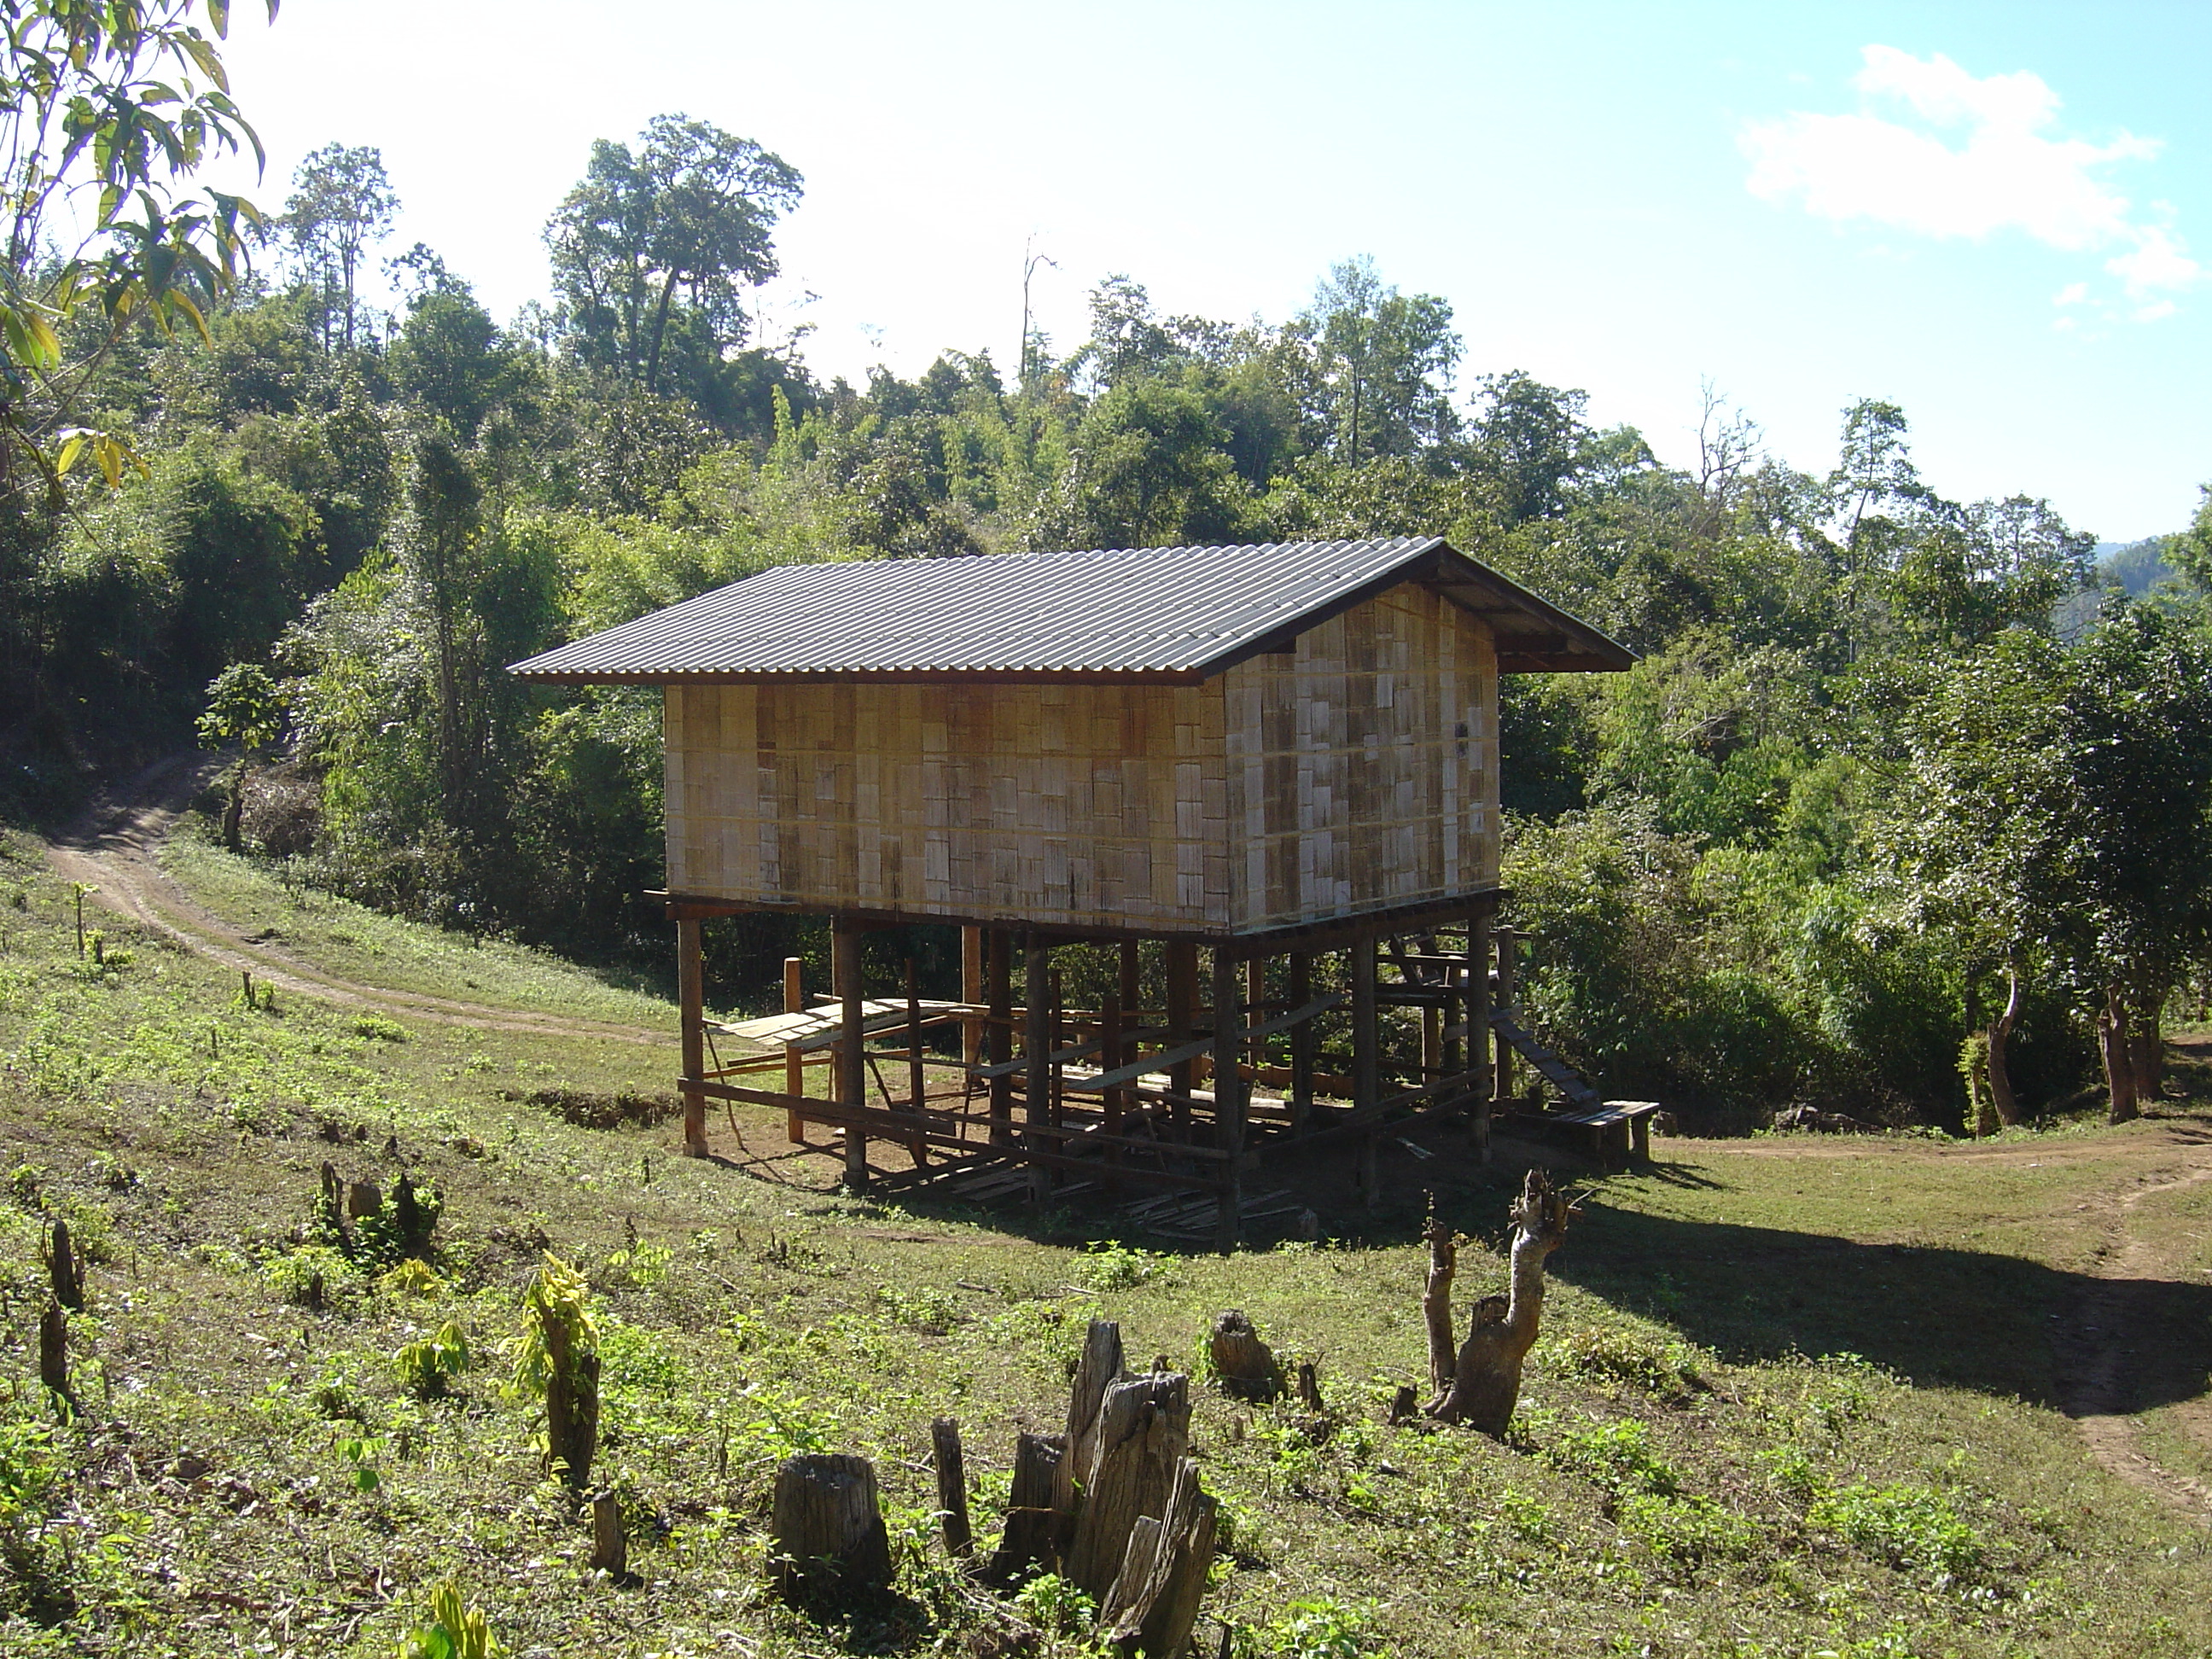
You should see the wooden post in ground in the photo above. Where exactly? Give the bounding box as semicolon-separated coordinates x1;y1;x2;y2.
1102;984;1125;1185
1025;936;1051;1201
1213;949;1246;1252
1352;934;1380;1210
1244;957;1266;1075
931;1417;972;1559
987;929;1013;1146
1288;952;1314;1133
771;1452;893;1599
904;958;928;1165
834;917;867;1190
1467;908;1493;1164
1119;939;1142;1022
677;917;708;1158
1493;928;1516;1106
783;956;806;1144
1167;940;1199;1132
961;925;985;1069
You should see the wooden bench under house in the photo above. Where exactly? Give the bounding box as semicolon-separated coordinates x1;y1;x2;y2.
509;535;1637;1243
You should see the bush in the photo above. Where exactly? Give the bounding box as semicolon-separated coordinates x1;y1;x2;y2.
1541;1417;1679;1496
1809;1482;1985;1578
1617;1492;1758;1569
1267;1595;1381;1659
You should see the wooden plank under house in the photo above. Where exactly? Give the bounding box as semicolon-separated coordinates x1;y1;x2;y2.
510;536;1634;1243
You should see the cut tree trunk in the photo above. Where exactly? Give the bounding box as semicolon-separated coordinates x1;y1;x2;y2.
1097;1454;1219;1659
544;1318;600;1493
1054;1318;1128;1527
591;1491;628;1581
48;1220;81;1313
986;1430;1063;1585
1295;1361;1325;1415
771;1452;893;1601
2100;990;2139;1126
1062;1371;1191;1601
1421;1196;1457;1396
1428;1169;1573;1435
932;1417;972;1559
1986;968;2023;1128
38;1301;71;1407
1207;1310;1281;1401
2131;998;2165;1101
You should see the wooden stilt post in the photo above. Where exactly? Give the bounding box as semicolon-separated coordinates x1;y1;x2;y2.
1493;927;1517;1107
1167;940;1199;1132
961;926;985;1067
1468;905;1493;1164
1288;952;1315;1134
678;917;708;1158
1214;948;1245;1253
1025;936;1051;1202
905;958;928;1165
1244;957;1266;1074
835;917;867;1190
1352;934;1380;1210
987;929;1013;1147
1119;940;1141;1022
783;956;806;1144
1102;984;1125;1188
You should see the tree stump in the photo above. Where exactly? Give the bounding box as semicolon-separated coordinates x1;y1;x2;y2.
1420;1193;1457;1396
1428;1169;1573;1435
1063;1371;1190;1600
771;1452;893;1600
591;1490;629;1582
1054;1318;1127;1528
1295;1361;1325;1415
48;1220;82;1313
1097;1454;1219;1659
987;1430;1063;1585
544;1318;600;1493
932;1416;972;1559
1207;1310;1281;1401
38;1301;72;1407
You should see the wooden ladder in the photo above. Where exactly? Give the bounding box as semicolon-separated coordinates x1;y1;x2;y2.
1487;1009;1603;1111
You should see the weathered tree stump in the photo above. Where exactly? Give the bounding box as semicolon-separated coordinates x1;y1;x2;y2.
932;1416;972;1559
346;1179;381;1220
591;1490;628;1581
1097;1454;1219;1658
38;1301;72;1407
987;1430;1064;1585
1054;1318;1128;1528
1388;1384;1420;1424
1295;1361;1325;1415
48;1220;82;1313
1420;1194;1457;1395
1207;1310;1282;1401
1063;1371;1191;1600
1428;1169;1574;1435
771;1452;893;1600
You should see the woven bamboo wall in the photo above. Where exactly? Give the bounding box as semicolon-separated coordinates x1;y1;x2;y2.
1222;583;1496;930
662;582;1498;934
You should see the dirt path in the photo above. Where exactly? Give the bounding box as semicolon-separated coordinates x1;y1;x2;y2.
45;753;669;1048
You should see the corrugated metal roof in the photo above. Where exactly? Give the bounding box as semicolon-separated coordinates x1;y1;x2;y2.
508;535;1633;684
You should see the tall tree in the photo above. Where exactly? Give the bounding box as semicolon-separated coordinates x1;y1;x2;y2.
545;115;801;397
283;143;397;351
1295;257;1460;466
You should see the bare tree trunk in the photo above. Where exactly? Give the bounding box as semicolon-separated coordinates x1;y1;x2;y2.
931;1417;972;1560
1062;1371;1190;1601
1207;1310;1280;1400
1421;1195;1457;1396
1429;1170;1572;1435
2131;994;2165;1102
771;1452;892;1600
1986;966;2023;1128
2100;988;2139;1126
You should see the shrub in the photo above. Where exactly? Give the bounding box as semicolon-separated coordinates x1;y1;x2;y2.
1011;1573;1097;1638
394;1579;497;1658
1542;1417;1679;1496
393;1321;471;1400
352;1016;408;1042
1074;1242;1173;1291
1545;1326;1703;1394
1617;1492;1758;1569
1809;1482;1985;1578
1268;1595;1381;1659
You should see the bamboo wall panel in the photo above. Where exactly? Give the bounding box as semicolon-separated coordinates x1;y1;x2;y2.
1220;585;1496;931
666;680;1231;932
663;583;1498;935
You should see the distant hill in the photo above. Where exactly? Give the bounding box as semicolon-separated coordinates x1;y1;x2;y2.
2093;537;2183;597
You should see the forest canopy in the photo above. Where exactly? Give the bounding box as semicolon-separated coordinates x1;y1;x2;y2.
3;86;2209;1137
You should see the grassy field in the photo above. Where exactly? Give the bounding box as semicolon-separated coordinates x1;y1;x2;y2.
4;827;2211;1657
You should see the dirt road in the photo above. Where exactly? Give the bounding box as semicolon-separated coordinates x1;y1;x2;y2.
44;752;668;1047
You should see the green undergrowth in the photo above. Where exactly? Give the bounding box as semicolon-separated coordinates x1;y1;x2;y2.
2;827;2209;1656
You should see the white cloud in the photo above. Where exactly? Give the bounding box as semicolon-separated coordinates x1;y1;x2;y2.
1743;46;2197;314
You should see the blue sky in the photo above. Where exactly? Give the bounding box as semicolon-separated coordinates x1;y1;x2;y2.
199;0;2211;540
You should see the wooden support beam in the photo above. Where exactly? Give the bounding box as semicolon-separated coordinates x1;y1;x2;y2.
1244;957;1266;1073
678;917;707;1158
783;955;806;1144
1166;940;1199;1131
1493;926;1516;1104
961;926;985;1096
987;929;1013;1147
1025;937;1051;1201
1288;953;1314;1134
1352;934;1380;1211
1213;949;1246;1253
835;917;867;1190
1467;907;1493;1164
1119;940;1141;1022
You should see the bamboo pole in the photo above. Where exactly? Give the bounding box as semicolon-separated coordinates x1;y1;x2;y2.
678;918;707;1158
835;918;867;1190
1026;937;1051;1201
1288;952;1314;1134
1167;940;1199;1132
987;929;1013;1147
783;956;806;1144
1214;949;1245;1252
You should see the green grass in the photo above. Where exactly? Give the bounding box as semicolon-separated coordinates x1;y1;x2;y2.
3;824;2211;1656
160;831;674;1027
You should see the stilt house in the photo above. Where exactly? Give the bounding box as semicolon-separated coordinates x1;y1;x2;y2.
511;536;1633;1239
